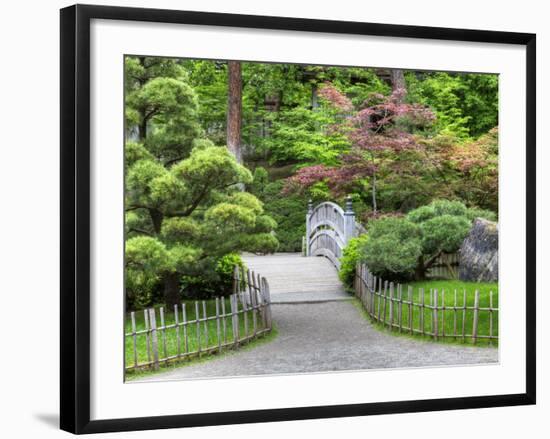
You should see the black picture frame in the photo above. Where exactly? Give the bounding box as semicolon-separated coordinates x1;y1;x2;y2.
60;4;536;434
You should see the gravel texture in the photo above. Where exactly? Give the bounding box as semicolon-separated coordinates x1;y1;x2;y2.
134;300;498;382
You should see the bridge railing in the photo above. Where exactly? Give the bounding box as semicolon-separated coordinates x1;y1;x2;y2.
304;196;364;268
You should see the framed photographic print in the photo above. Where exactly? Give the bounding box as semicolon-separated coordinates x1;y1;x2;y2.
60;4;536;434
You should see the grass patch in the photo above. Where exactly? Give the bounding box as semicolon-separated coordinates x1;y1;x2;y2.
357;279;498;347
125;298;276;380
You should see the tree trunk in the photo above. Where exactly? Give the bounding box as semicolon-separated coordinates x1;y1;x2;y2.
415;255;426;281
390;69;406;91
371;172;377;214
390;69;406;102
227;61;242;163
163;272;181;308
137;57;148;141
139;118;147;141
149;208;163;235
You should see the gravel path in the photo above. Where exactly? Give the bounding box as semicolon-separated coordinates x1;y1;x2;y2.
134;300;498;382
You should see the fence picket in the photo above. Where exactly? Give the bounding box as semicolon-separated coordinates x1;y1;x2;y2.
263;277;273;329
202;301;209;348
230;294;240;346
221;298;227;344
144;309;151;364
441;289;445;338
433;289;439;341
371;275;377;315
250;271;258;336
195;301;201;356
489;290;494;345
215;297;221;353
453;289;457;340
472;290;480;344
462;289;467;342
160;306;167;363
420;288;425;336
130;311;138;370
182;303;189;355
382;281;388;326
398;284;403;333
377;277;382;322
408;286;413;334
389;283;395;330
251;270;259;303
241;292;248;338
174;304;181;357
149;308;159;370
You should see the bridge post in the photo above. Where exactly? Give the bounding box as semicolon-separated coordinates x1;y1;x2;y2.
343;195;355;245
305;199;313;256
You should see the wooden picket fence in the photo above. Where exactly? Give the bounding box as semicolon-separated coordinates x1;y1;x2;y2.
125;266;273;372
354;263;498;344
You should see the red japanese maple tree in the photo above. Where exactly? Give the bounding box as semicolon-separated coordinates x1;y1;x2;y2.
286;83;435;213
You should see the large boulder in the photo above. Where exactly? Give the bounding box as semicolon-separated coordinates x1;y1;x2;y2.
458;218;498;282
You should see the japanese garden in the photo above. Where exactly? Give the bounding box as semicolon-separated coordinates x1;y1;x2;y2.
124;56;499;380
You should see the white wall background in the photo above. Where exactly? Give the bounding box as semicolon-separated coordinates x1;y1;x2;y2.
0;0;546;437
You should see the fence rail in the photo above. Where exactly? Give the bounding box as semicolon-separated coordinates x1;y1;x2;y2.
354;263;498;344
125;266;273;372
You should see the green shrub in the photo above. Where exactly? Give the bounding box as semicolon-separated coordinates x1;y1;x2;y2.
215;253;246;293
339;234;369;288
125;236;171;308
361;218;422;280
181;253;246;299
419;215;471;255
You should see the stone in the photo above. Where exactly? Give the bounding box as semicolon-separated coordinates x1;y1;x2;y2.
458;218;498;282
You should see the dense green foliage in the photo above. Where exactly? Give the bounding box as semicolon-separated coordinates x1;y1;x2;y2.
406;72;498;139
248;168;307;252
125;56;499;308
125;57;278;309
339;234;370;288
359;200;493;281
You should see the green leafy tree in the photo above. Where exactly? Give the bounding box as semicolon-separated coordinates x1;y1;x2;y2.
126;143;278;308
406;72;498;139
125;56;202;164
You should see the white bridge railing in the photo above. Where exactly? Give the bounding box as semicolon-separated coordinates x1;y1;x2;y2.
305;196;363;269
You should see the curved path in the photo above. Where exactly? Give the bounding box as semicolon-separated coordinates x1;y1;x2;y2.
134;300;498;382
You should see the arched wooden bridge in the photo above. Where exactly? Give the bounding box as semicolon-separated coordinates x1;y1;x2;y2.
243;197;365;303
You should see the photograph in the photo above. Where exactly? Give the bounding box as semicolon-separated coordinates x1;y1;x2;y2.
123;56;500;383
0;0;543;436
